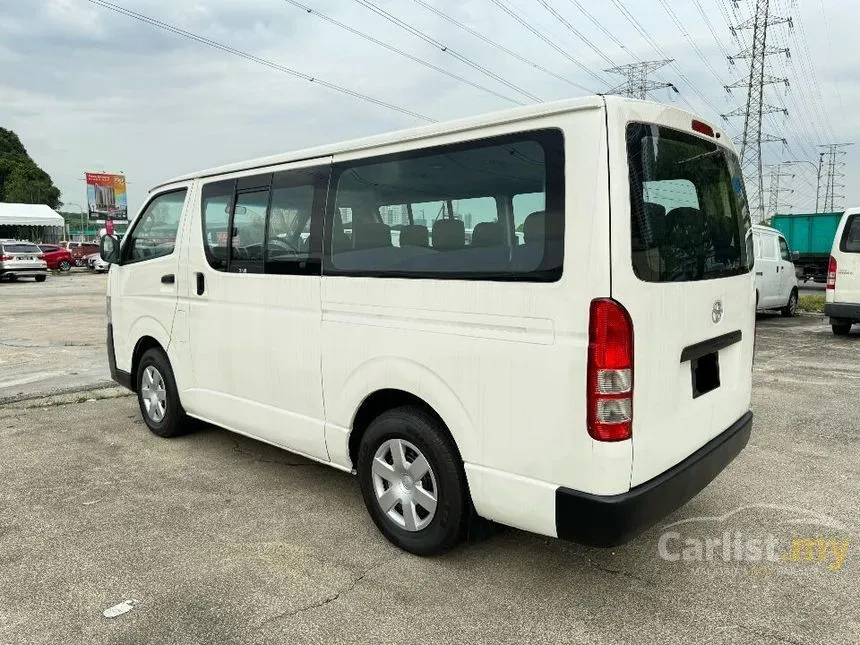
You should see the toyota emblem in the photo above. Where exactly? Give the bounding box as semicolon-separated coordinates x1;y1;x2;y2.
712;300;724;324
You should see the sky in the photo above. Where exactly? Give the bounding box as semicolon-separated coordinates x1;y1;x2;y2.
0;0;856;218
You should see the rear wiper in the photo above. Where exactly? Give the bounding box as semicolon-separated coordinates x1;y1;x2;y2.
676;150;722;165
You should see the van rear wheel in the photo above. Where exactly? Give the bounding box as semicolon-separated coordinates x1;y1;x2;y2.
136;348;190;437
832;322;852;336
357;406;471;556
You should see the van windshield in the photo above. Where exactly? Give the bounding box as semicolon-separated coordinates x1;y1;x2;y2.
627;123;753;282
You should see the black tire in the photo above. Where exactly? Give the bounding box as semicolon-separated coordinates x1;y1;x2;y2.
832;322;852;336
58;259;71;272
136;348;190;438
357;406;472;556
8;276;17;282
781;289;798;317
35;275;46;283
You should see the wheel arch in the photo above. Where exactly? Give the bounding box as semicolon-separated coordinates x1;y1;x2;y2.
130;336;166;392
349;389;462;470
331;357;478;471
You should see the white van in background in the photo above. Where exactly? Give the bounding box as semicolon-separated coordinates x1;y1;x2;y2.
100;96;755;555
752;224;798;316
825;207;860;335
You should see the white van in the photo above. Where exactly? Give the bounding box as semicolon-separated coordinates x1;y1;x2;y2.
752;224;799;316
100;96;755;555
824;207;860;335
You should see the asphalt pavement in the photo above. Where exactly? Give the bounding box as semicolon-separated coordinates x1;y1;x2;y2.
0;271;111;402
0;312;857;644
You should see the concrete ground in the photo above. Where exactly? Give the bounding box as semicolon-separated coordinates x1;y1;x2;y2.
1;290;858;643
0;271;111;402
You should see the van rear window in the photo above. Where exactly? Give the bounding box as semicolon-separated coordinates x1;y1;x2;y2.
627;123;753;282
840;215;860;253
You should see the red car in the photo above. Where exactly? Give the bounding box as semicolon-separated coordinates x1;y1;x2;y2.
66;242;101;267
38;244;74;272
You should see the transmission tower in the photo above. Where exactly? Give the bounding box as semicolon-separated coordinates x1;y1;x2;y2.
819;143;853;212
605;60;678;99
723;0;792;223
766;164;795;220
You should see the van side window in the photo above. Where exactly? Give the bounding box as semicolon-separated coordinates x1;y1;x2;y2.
202;180;234;271
230;188;269;274
123;189;187;264
761;234;778;260
266;167;328;275
325;130;564;281
778;237;791;261
840;215;860;253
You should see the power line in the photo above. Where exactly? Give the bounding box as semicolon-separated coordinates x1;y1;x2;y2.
487;0;609;88
656;0;734;88
563;0;641;62
534;0;616;68
84;0;435;123
282;0;522;105
352;0;540;103
605;0;735;124
410;0;595;93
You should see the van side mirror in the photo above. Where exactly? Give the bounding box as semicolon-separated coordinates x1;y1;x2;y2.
100;235;120;264
791;250;800;261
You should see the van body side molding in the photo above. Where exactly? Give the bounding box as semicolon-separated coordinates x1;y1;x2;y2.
679;330;742;363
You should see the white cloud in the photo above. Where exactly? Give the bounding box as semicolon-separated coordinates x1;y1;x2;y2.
0;0;855;214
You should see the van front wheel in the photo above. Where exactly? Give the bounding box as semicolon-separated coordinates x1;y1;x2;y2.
357;407;471;556
136;348;189;438
781;289;798;317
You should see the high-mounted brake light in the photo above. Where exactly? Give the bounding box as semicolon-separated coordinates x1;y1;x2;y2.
827;256;837;290
587;299;633;442
691;120;715;137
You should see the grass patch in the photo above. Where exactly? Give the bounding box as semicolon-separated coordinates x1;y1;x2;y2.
798;294;825;313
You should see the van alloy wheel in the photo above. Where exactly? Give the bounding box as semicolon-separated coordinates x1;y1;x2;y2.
140;365;167;422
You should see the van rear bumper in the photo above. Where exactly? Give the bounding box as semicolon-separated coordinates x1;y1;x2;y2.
555;411;752;547
107;324;134;391
824;303;860;321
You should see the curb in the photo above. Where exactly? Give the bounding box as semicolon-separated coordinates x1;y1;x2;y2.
0;380;121;406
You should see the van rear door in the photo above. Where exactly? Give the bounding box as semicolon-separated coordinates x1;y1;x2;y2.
607;105;755;488
831;211;860;305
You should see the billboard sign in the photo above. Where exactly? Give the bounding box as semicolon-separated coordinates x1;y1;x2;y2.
86;172;128;221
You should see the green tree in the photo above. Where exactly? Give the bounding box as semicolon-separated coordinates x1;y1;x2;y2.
0;127;62;209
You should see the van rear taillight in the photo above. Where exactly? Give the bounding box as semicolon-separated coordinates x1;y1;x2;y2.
827;256;837;290
587;299;633;442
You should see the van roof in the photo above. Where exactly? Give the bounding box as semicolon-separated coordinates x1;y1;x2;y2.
155;95;704;190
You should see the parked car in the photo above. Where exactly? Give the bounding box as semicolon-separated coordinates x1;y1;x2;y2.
38;244;74;272
0;240;48;282
752;224;799;316
86;252;110;273
67;241;101;267
824;207;860;335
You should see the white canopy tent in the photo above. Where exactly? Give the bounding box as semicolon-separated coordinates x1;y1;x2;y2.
0;203;65;242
